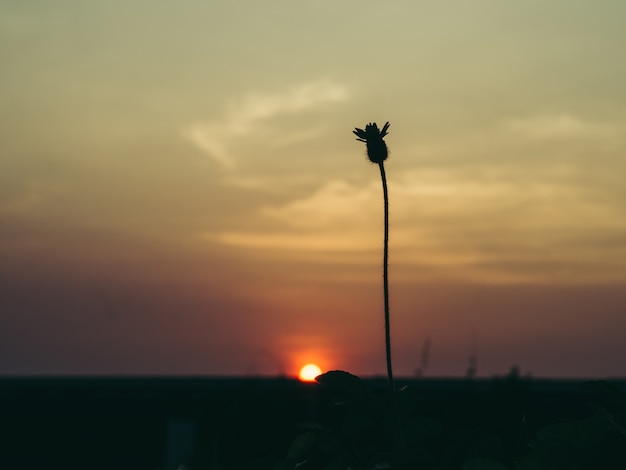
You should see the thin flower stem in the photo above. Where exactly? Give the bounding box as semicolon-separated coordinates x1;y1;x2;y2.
379;161;403;449
378;161;394;393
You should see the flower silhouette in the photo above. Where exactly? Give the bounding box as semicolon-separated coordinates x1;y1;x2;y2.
353;121;390;163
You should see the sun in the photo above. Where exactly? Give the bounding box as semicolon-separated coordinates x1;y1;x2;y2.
298;363;322;382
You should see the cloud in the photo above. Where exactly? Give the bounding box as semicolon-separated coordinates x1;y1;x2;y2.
208;171;626;284
261;180;378;231
504;113;621;140
184;79;348;168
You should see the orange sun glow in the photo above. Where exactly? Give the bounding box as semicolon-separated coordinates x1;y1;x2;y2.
298;363;322;382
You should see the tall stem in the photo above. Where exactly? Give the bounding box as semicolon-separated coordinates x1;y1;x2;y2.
379;161;403;448
378;162;394;393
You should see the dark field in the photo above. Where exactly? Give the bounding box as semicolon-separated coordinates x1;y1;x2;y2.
1;375;625;469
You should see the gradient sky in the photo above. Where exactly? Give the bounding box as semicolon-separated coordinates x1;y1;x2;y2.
2;1;626;378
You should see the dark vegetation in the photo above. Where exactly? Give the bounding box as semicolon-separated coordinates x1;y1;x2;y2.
2;373;625;469
278;371;626;470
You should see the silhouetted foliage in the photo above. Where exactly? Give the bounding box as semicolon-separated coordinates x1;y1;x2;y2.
273;373;626;470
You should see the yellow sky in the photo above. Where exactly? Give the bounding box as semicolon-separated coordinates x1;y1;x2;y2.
1;1;626;377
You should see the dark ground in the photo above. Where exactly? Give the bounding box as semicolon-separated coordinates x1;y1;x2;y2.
1;375;624;469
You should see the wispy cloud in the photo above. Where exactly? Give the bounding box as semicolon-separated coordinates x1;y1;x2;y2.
208;172;626;284
504;113;621;140
184;79;348;169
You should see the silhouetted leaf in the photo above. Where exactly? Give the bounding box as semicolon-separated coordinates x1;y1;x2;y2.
286;432;316;462
315;370;363;390
315;370;367;405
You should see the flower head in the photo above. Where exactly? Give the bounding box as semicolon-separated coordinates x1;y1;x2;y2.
353;121;390;163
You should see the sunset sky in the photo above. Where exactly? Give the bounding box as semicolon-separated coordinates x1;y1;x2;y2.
2;1;626;378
